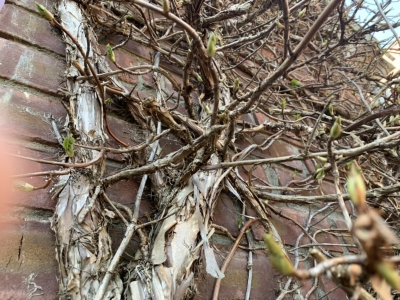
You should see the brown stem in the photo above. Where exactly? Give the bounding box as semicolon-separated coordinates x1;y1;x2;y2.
212;218;258;300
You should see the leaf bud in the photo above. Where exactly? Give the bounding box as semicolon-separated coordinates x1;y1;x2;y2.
106;44;116;63
35;2;54;21
281;99;286;110
376;261;400;291
329;115;341;140
275;20;284;30
264;234;294;276
329;104;334;116
347;164;366;206
207;32;217;58
233;78;240;93
298;7;306;18
14;181;34;192
162;0;170;13
63;134;75;158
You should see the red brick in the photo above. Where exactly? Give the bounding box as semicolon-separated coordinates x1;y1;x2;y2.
266;139;304;171
99;44;141;85
0;218;57;273
213;193;239;238
254;111;276;124
0;5;65;56
0;272;58;300
240;164;269;185
2;105;60;145
0;37;64;95
106;178;140;206
106;34;153;61
7;0;54;12
333;219;359;254
274;166;298;187
239;112;255;124
319;274;349;300
269;207;309;246
195;249;279;300
0;86;64;119
312;217;344;253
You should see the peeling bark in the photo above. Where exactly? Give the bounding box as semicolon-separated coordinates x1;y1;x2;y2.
51;1;122;299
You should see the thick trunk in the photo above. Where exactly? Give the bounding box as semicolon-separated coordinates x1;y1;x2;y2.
129;155;225;299
51;1;122;299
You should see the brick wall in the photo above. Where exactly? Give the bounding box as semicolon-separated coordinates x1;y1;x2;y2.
0;2;352;299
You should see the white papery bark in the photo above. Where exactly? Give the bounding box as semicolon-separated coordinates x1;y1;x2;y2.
51;1;122;299
129;155;225;300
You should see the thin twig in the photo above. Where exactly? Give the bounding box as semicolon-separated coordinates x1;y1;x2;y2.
212;218;258;300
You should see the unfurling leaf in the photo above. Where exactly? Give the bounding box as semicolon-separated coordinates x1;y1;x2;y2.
63;134;75;158
264;234;294;276
298;7;306;18
329;104;334;116
207;32;217;58
106;44;116;63
376;261;400;291
347;164;366;206
329;115;341;140
14;181;34;192
291;79;299;87
162;0;170;13
35;2;54;21
233;78;240;93
317;156;327;163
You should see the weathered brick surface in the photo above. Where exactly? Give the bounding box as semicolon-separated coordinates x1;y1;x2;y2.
213;193;240;237
7;0;54;12
0;37;64;96
0;4;65;56
0;218;58;299
106;35;154;62
195;249;279;300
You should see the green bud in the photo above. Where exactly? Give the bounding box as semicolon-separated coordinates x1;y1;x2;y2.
298;7;306;18
291;79;299;87
162;0;170;13
316;169;325;180
281;99;286;110
194;72;203;82
106;44;116;63
233;78;240;93
376;261;400;290
203;104;211;115
207;32;217;58
63;134;75;158
275;20;284;30
329;116;341;140
35;2;54;21
264;234;294;276
317;156;327;163
329;104;334;116
14;181;35;192
347;164;366;206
